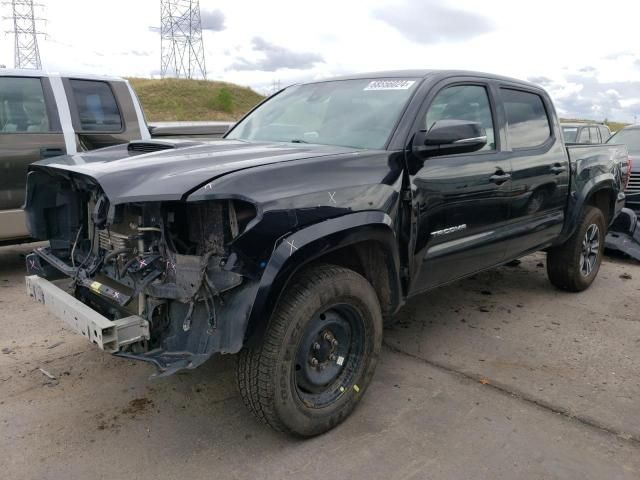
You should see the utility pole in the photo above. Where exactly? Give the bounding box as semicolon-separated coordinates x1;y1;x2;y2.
160;0;206;79
4;0;44;69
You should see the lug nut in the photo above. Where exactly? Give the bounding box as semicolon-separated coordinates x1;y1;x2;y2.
323;332;333;341
310;357;319;367
329;354;336;361
312;342;321;351
331;338;338;347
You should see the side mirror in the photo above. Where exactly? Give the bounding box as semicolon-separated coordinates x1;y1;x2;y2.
413;119;487;157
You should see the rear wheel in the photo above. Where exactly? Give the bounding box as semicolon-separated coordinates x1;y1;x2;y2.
547;206;606;292
237;264;383;436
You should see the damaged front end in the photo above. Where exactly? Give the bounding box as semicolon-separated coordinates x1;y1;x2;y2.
24;169;259;375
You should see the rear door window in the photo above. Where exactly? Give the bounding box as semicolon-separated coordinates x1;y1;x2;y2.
589;127;601;143
69;79;123;132
501;88;551;149
0;77;51;133
577;127;590;143
562;127;578;142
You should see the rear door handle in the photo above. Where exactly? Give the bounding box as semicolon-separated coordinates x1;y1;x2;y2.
550;164;567;174
490;172;511;185
40;147;65;159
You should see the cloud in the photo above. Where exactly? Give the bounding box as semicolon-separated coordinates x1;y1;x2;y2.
547;68;640;122
201;9;226;31
577;65;597;76
527;76;553;86
121;50;151;57
146;9;225;34
604;51;634;60
373;0;493;44
229;37;324;72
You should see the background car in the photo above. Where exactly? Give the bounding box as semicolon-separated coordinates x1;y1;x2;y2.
607;124;640;211
561;122;611;144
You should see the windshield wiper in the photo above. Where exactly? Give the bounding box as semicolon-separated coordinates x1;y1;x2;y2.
290;139;309;144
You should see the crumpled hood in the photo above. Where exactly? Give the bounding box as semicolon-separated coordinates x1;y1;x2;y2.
30;139;356;203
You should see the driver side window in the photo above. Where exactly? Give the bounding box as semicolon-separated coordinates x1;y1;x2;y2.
425;85;495;150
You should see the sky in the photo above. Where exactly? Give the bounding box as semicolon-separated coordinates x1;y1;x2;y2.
1;0;640;122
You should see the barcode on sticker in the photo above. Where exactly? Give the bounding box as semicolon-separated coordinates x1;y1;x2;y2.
364;80;416;91
336;356;344;366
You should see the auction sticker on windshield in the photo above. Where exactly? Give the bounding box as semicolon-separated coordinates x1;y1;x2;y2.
364;80;416;90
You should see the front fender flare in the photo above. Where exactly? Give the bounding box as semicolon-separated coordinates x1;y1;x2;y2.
243;211;402;345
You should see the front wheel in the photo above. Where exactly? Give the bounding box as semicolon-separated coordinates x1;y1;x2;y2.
547;206;606;292
237;264;383;436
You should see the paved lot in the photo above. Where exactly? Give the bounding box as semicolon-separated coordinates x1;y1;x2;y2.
1;242;639;480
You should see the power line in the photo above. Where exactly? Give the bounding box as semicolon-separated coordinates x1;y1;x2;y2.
160;0;206;79
4;0;44;69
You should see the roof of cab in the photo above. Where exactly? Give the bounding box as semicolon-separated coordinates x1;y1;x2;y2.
0;68;126;82
301;69;541;89
560;122;606;128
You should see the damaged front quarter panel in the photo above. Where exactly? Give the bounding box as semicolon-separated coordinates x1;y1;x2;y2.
24;168;262;375
25;142;404;377
113;199;260;375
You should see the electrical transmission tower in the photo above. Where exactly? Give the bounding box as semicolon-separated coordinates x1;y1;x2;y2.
5;0;43;69
160;0;207;79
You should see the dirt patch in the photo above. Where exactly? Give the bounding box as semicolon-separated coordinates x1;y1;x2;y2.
122;397;154;418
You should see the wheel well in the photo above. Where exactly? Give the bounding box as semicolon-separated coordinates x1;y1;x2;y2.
585;188;615;224
306;241;396;316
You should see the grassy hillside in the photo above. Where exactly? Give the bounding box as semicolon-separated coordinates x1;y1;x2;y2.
129;77;265;122
560;118;629;133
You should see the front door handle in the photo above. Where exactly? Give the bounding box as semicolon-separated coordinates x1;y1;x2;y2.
490;171;511;185
550;164;567;175
40;147;65;159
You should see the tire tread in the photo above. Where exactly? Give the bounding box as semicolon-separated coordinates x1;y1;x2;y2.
237;264;377;435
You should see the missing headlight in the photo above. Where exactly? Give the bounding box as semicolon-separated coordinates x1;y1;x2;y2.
163;200;256;256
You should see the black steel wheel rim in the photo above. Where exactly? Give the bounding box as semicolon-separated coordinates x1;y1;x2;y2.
293;303;366;408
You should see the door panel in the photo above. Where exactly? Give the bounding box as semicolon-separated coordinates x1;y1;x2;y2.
408;82;511;295
410;152;512;293
499;88;570;258
0;76;65;213
0;134;67;211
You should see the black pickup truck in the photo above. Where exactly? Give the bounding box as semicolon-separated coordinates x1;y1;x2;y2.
24;70;631;437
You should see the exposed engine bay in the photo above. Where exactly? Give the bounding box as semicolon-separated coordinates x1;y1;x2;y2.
24;169;258;374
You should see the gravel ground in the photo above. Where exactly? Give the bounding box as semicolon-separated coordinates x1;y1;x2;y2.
1;242;639;480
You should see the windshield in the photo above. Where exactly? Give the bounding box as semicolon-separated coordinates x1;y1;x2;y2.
607;128;640;155
226;78;419;149
561;126;579;143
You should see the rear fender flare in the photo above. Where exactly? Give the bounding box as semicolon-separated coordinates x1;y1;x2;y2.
557;175;617;244
243;211;402;345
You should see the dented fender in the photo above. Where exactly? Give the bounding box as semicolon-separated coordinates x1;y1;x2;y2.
242;211;403;346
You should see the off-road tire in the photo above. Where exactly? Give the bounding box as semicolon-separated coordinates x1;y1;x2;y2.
237;264;383;437
547;206;606;292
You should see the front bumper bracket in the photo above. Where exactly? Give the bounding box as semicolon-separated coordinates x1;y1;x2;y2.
26;275;149;353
